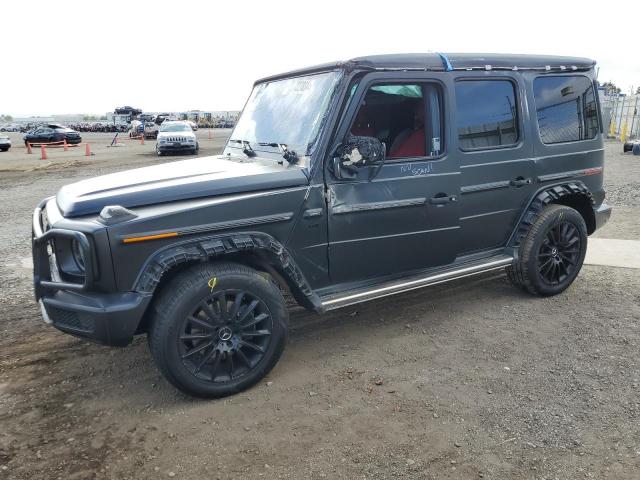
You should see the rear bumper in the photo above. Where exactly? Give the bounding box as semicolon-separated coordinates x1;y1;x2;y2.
593;203;612;232
40;290;151;346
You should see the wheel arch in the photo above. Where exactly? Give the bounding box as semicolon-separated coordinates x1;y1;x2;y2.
133;232;322;331
509;181;595;249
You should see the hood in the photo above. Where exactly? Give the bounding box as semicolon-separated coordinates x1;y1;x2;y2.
56;155;309;217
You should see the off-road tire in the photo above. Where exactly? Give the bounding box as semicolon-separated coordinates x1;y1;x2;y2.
148;262;288;398
507;204;587;296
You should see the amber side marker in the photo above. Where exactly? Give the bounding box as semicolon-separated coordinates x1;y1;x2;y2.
123;232;179;244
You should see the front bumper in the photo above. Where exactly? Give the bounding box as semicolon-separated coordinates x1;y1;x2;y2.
40;290;151;346
33;199;150;346
157;142;196;152
594;203;612;231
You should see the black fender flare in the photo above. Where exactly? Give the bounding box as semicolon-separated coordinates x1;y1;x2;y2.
508;181;594;248
132;231;323;312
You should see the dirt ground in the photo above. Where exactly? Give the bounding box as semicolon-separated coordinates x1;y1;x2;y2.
0;138;638;480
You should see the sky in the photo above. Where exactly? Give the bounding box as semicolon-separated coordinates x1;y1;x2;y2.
2;0;638;117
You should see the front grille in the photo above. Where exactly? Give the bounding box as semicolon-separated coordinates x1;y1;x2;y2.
166;136;187;142
46;305;94;332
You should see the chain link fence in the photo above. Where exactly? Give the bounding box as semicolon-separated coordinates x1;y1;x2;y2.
600;92;640;140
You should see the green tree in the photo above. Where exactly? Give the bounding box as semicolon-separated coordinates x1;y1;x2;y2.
601;81;621;94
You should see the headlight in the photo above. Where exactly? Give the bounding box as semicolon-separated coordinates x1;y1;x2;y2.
159;138;167;143
71;238;85;272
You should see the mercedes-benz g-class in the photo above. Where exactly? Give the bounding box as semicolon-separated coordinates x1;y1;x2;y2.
33;53;611;398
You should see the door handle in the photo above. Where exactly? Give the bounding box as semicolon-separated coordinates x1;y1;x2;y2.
429;195;456;205
510;177;532;187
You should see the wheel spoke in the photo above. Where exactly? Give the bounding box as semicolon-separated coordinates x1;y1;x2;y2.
228;355;235;380
240;312;269;330
200;301;220;324
180;333;211;341
217;293;229;319
195;347;218;373
539;257;553;273
182;340;213;359
559;253;576;265
209;350;223;379
229;292;245;319
237;300;259;324
187;315;214;331
235;348;252;368
241;329;271;338
239;339;265;353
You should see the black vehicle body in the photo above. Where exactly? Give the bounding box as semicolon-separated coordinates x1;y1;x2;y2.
24;124;82;145
33;54;611;363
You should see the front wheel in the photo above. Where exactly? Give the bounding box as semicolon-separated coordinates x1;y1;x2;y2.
148;262;288;398
507;204;587;296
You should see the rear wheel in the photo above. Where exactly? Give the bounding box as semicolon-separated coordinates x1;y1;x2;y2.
148;262;288;398
507;204;587;296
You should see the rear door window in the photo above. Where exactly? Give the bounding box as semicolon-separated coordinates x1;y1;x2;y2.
455;80;519;150
533;76;598;144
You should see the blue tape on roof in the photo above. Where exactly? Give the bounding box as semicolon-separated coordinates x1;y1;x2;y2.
436;53;453;72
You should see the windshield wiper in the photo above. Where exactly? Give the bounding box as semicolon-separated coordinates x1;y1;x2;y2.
230;139;256;157
258;142;299;165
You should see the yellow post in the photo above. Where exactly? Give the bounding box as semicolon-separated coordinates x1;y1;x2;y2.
609;120;617;137
620;122;628;142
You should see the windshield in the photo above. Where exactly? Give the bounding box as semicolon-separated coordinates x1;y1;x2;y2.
231;70;341;155
160;123;191;132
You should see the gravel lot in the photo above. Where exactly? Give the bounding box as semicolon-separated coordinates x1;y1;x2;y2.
0;138;638;479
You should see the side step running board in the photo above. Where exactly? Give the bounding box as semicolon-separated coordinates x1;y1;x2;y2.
320;255;514;311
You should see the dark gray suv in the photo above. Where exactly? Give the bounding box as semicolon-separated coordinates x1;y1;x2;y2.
32;53;612;398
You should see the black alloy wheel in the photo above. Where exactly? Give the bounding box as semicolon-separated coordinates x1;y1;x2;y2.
178;289;273;383
537;221;581;285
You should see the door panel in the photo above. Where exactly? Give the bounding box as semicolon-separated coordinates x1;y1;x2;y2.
328;163;460;284
454;74;535;253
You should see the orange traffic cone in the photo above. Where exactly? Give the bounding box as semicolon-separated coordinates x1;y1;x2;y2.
85;143;91;156
26;142;32;154
41;144;47;160
63;139;68;151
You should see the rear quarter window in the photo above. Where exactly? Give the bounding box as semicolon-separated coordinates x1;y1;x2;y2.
455;79;519;150
533;76;599;144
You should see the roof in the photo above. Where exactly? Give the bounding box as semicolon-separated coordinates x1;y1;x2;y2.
255;53;596;84
350;53;595;71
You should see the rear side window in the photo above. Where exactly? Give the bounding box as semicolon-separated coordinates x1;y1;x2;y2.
455;80;518;150
533;76;598;144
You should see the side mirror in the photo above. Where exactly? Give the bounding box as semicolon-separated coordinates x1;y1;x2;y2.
333;135;386;180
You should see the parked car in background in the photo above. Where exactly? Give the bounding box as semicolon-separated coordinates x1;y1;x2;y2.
623;139;640;154
0;134;11;151
0;124;20;132
23;124;82;145
186;120;198;131
144;122;159;139
156;121;198;155
129;120;143;138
